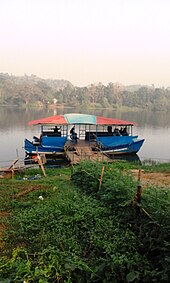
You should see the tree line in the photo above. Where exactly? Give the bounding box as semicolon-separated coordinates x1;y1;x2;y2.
0;73;170;110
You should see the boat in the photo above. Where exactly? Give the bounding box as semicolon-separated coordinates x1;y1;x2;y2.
24;113;144;158
95;135;144;155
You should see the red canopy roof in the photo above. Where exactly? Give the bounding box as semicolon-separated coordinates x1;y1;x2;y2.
96;116;135;125
28;115;67;126
28;113;136;126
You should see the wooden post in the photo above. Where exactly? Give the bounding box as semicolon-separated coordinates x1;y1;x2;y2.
135;169;142;215
16;149;20;169
99;166;105;190
12;160;15;179
37;154;46;177
138;169;141;182
36;147;46;176
136;185;142;204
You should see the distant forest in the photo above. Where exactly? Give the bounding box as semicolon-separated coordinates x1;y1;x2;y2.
0;73;170;110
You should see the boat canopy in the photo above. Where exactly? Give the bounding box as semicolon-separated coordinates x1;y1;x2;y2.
28;113;136;126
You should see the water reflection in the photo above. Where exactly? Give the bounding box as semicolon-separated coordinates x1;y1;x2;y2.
1;106;170;129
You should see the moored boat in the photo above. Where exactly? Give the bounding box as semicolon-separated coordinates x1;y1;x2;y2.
95;135;144;155
24;113;144;157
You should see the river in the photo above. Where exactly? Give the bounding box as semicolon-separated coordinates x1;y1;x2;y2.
0;106;170;166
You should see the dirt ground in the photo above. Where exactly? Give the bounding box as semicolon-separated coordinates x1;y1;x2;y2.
130;170;170;188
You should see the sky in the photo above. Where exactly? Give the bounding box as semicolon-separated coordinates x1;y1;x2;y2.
0;0;170;87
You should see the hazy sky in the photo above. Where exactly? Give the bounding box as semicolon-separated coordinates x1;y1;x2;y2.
1;0;170;87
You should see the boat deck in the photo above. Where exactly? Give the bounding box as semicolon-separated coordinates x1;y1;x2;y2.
65;140;111;165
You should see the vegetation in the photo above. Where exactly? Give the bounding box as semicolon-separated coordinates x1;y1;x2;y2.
0;73;72;107
0;161;170;282
1;73;170;110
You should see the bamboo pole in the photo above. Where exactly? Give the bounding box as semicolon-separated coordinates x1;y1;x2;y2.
138;169;141;182
16;149;20;169
37;154;46;177
12;160;15;179
135;169;142;215
99;165;105;190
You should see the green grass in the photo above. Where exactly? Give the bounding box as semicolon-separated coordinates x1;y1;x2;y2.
141;161;170;172
0;161;170;282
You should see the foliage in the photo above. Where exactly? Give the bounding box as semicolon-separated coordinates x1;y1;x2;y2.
71;161;170;282
71;161;137;209
1;73;170;110
0;73;71;106
0;162;170;282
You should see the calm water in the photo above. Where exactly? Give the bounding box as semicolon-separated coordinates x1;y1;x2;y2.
0;106;170;166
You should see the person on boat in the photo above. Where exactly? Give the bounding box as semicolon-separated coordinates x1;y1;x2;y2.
122;126;128;136
119;127;123;135
113;128;120;136
107;126;112;133
54;126;60;132
70;126;78;143
53;126;61;135
39;133;42;145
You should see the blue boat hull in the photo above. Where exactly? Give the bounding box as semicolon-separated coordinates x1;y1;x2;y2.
25;136;67;155
96;136;144;155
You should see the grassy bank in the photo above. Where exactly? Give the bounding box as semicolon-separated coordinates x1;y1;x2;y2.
0;161;170;282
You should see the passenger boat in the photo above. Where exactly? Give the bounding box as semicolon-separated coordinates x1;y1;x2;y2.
24;113;144;157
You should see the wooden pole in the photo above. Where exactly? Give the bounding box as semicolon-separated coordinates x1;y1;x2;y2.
138;169;141;182
16;149;20;169
8;159;18;170
99;166;105;190
12;160;15;179
135;169;142;215
37;154;46;177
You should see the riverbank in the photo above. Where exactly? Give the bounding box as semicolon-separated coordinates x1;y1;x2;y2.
0;161;170;282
